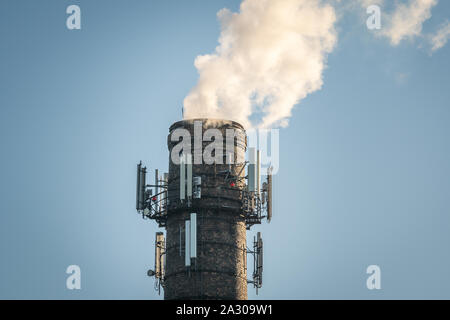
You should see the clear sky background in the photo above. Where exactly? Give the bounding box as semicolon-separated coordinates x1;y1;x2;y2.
0;0;449;299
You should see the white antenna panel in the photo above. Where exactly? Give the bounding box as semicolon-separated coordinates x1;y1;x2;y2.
248;147;257;192
187;153;192;198
185;220;190;267
180;154;186;200
190;213;197;259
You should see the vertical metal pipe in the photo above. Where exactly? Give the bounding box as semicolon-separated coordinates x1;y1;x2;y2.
136;162;142;210
155;169;159;203
163;173;168;214
256;150;260;195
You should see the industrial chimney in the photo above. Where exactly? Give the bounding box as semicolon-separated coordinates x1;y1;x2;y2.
135;119;271;300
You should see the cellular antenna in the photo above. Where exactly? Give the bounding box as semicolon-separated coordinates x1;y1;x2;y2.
248;232;263;294
136;162;147;211
136;162;142;210
247;147;256;192
187;153;192;200
180;154;186;201
134;161;168;227
147;232;165;295
256;232;263;290
155;232;165;280
190;213;197;259
185;220;191;267
134;119;275;299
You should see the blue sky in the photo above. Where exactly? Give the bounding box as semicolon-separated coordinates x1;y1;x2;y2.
0;0;449;299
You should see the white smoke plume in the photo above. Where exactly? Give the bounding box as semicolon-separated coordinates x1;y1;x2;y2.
381;0;438;46
183;0;337;129
429;20;450;52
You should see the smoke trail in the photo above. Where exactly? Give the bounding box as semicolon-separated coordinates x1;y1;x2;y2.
381;0;438;46
183;0;337;129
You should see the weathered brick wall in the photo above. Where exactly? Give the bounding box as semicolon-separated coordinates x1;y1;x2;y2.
164;119;248;300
